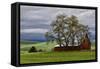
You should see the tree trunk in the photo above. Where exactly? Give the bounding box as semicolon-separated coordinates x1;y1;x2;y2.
72;34;75;46
57;33;62;47
72;39;74;46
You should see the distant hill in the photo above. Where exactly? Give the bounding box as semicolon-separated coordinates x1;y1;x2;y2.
20;40;40;44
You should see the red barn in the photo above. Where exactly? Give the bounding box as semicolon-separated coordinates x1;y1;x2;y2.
80;34;91;50
54;33;91;51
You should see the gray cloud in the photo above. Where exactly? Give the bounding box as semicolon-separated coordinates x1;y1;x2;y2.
20;5;95;41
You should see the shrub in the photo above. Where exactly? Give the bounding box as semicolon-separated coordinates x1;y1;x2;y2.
38;49;43;52
28;46;37;53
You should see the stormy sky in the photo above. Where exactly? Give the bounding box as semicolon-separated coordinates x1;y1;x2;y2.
20;5;95;41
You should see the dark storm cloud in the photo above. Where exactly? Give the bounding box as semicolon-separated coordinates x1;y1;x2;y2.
21;22;50;29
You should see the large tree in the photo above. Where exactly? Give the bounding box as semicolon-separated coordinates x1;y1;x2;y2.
45;14;89;47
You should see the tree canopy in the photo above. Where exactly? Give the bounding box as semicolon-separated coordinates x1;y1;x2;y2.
45;14;89;47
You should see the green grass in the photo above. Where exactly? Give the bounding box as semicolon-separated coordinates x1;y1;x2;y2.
20;41;96;64
20;51;95;64
20;41;57;52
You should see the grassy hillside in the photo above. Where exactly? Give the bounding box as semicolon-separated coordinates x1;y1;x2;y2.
20;41;57;52
20;51;95;64
20;41;95;52
20;41;96;64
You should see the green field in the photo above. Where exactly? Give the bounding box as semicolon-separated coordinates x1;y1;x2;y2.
20;41;95;64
